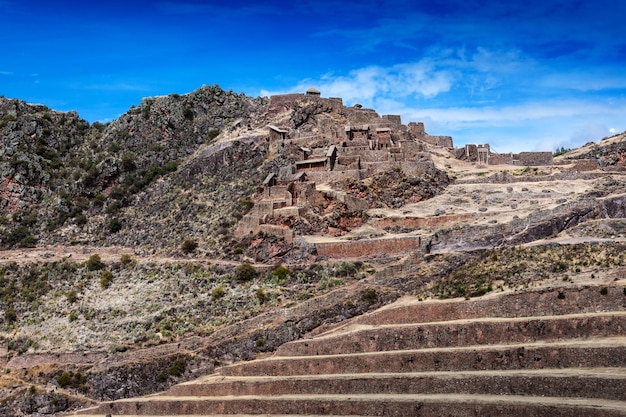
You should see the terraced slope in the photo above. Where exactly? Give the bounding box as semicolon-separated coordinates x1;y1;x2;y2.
74;284;626;416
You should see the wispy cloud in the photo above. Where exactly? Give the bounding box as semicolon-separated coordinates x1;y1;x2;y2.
0;71;13;75
263;56;460;104
403;100;625;123
70;82;152;92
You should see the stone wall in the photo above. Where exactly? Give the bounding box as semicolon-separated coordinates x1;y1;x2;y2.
489;153;514;165
421;135;453;148
567;159;600;171
313;236;422;259
304;170;364;184
259;224;294;243
514;152;553;166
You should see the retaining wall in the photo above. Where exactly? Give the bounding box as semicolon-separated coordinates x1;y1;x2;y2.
314;236;421;258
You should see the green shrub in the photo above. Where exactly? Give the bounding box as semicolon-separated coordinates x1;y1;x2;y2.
66;290;78;304
108;217;122;233
4;306;17;323
19;234;37;248
56;372;72;388
86;254;105;271
120;254;135;267
207;128;220;140
211;285;225;299
360;288;378;304
68;312;78;322
272;265;291;282
121;153;136;172
557;291;565;300
255;288;268;304
235;263;257;283
600;287;608;296
181;239;198;254
100;270;113;289
168;358;186;377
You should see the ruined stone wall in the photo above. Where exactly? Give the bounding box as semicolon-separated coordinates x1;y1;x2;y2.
422;135;453;148
265;186;293;205
398;141;426;154
235;214;263;237
267;93;305;114
514;152;554;166
344;107;381;125
382;115;402;125
336;156;361;170
408;122;426;135
314;236;422;258
568;159;600;171
304;170;364;184
352;149;389;163
273;206;303;217
489;153;515;165
363;161;399;176
259;224;294;243
292;182;317;206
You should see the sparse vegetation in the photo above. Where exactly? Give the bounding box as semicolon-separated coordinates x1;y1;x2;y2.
86;254;105;271
181;239;198;254
99;269;113;289
360;288;378;304
235;263;257;283
211;285;225;299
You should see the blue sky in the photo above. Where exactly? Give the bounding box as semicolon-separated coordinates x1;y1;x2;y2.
1;0;625;153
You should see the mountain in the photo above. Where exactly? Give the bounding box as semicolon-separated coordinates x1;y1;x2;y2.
0;86;625;415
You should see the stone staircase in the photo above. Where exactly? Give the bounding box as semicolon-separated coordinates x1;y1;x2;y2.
75;285;626;416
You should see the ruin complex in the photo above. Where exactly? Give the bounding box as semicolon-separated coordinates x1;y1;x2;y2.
236;90;557;246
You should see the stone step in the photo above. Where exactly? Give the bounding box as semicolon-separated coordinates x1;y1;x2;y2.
81;394;626;416
220;338;626;376
277;311;626;356
166;368;626;401
338;286;626;328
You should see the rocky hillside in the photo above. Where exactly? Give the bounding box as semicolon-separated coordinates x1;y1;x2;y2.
1;86;626;416
0;86;267;252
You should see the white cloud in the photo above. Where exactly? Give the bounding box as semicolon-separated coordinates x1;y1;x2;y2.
268;60;455;107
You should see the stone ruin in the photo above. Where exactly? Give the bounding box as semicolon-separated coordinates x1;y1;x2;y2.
457;144;554;166
236;90;450;242
237;90;559;244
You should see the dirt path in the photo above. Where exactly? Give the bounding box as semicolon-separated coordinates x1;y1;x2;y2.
0;245;269;269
